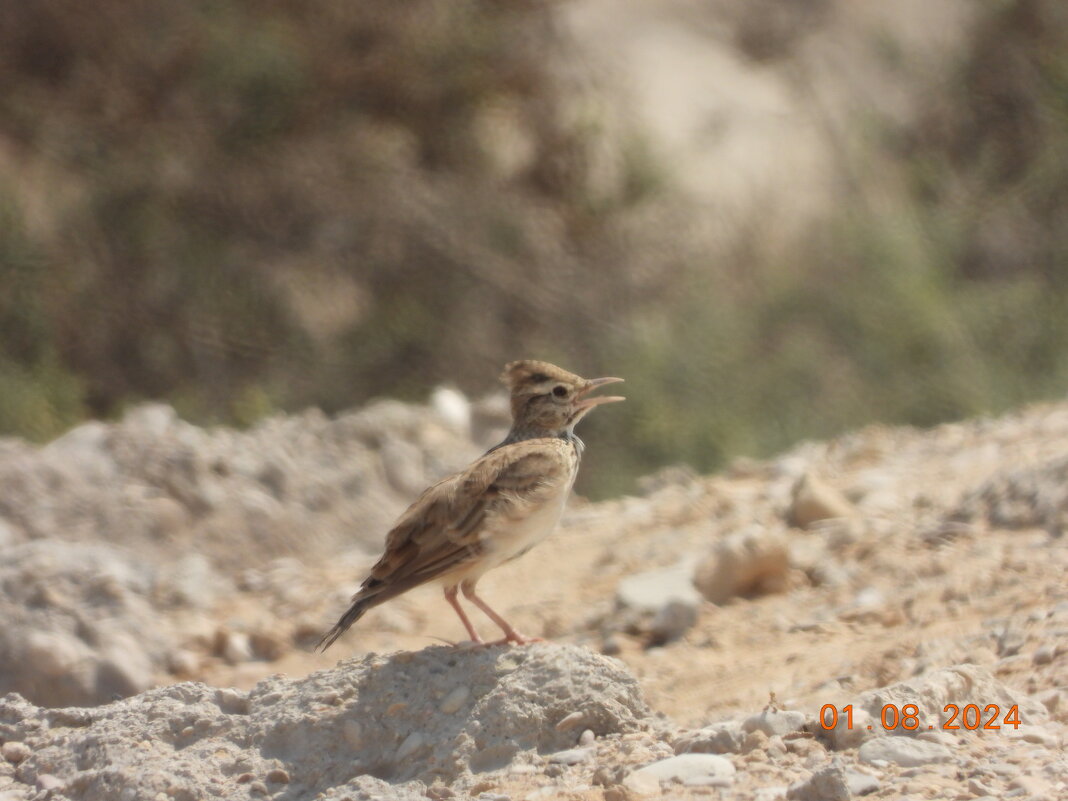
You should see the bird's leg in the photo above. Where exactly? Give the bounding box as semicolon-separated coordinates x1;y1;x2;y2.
461;581;543;645
444;585;483;644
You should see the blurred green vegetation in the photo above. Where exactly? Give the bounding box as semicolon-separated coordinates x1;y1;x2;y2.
1;0;1067;497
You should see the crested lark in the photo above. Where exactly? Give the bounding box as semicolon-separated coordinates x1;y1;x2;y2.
318;360;624;649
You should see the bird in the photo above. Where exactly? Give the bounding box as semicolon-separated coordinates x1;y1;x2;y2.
317;360;624;650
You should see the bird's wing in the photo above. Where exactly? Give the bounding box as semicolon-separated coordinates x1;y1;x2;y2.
358;438;573;600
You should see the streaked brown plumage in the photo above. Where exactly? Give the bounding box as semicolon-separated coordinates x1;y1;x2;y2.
317;360;624;649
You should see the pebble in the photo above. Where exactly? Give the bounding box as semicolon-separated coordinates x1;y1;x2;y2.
615;563;701;643
548;748;591;765
827;708;875;750
1007;727;1059;747
396;732;425;760
554;711;587;732
343;719;363;748
1031;644;1056;665
36;774;65;791
858;737;952;767
439;686;470;714
625;754;735;792
265;768;289;783
968;778;994;796
789;473;855;528
1008;775;1050;796
0;743;30;765
846;770;880;795
744;709;809;738
787;765;850;801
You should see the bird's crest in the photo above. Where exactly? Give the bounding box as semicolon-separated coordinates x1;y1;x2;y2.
500;360;583;393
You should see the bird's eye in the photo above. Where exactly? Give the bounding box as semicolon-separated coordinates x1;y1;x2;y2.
552;385;569;398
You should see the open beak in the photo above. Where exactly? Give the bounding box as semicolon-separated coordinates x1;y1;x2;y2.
575;376;625;411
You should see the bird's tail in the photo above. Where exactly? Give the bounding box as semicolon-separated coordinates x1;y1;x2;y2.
316;594;376;652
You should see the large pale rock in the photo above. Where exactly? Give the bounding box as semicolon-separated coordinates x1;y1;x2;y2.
0;644;652;799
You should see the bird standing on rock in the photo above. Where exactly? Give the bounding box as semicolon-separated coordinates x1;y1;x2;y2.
318;360;624;650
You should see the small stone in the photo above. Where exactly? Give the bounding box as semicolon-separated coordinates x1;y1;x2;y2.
1008;775;1049;796
626;754;735;791
827;708;875;750
968;778;994;796
858;736;952;767
555;711;586;732
249;780;268;795
1007;726;1059;747
396;732;424;760
787;765;850;801
216;687;250;715
789;473;855;528
674;721;744;754
220;631;254;664
549;748;591;765
0;743;29;765
343;719;363;748
1032;645;1055;665
236;773;254;784
578;729;595;746
742;729;769;753
621;770;661;796
440;686;470;714
37;774;65;791
845;770;879;796
694;525;792;603
649;600;698;645
743;708;809;737
615;563;701;643
265;769;289;784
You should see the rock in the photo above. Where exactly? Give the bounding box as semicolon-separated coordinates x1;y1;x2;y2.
548;748;592;765
0;542;173;707
789;473;856;528
951;454;1068;534
845;770;880;796
674;721;745;754
625;754;735;790
430;386;472;436
742;709;809;738
0;644;651;797
825;707;876;750
614;562;701;643
787;765;851;801
694;525;792;603
219;630;254;664
848;664;1048;731
1008;775;1050;797
0;743;30;765
857;737;952;767
1031;644;1056;665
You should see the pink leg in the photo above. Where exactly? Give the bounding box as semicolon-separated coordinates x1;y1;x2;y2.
461;582;543;645
444;586;483;644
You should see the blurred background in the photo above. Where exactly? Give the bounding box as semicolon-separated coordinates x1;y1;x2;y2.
2;0;1067;498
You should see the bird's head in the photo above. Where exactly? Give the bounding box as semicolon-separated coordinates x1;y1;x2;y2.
500;360;624;436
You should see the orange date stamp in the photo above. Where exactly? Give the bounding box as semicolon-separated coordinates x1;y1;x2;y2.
820;703;1022;732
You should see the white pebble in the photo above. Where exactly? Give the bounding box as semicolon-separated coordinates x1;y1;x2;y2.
439;686;470;714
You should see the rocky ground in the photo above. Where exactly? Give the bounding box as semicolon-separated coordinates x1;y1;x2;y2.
1;389;1067;800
